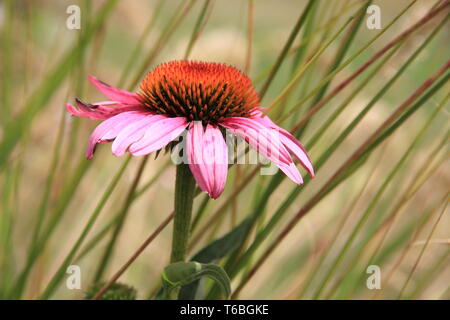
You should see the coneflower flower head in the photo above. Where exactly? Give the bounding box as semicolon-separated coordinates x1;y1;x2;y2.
66;60;314;199
139;61;260;123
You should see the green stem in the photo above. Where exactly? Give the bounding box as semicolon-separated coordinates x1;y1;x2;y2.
170;164;196;263
165;164;196;300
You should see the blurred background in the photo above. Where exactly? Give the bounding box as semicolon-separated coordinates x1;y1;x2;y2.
0;0;449;300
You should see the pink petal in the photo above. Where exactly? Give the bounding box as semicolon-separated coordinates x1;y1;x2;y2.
278;132;314;178
252;111;314;177
66;99;147;120
88;76;142;105
128;117;189;156
186;123;209;194
111;114;167;156
220;117;292;167
86;111;149;159
279;163;303;184
187;122;228;199
249;107;265;118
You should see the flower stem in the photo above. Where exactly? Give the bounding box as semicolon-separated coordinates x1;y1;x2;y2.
170;164;196;263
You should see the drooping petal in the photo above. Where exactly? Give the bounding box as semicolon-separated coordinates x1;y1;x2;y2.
279;162;303;184
128;117;189;156
220;116;307;184
278;133;314;177
66;98;147;120
187;122;228;199
111;114;167;156
88;76;142;105
186;123;209;194
220;117;292;167
204;124;229;198
86;111;149;159
252;110;314;177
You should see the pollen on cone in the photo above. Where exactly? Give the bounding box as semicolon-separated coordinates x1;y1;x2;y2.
138;60;260;123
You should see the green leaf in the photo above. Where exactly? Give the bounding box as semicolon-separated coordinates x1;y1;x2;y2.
162;262;231;299
191;219;252;263
179;219;251;299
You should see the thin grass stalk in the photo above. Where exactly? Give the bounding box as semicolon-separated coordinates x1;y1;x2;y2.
92;212;174;300
285;0;447;129
288;1;360;61
311;94;448;299
129;0;198;89
334;148;449;298
292;0;371;137
306;43;400;146
189;167;259;249
308;11;448;170
118;0;166;88
283;1;351;119
297;143;390;298
9;156;91;298
281;0;321;123
183;0;213;59
397;198;449;299
93;156;149;282
335;132;450;299
244;0;254;74
133;160;172;199
73;158;170;264
407;250;450;299
231;59;450;297
39;156;132;299
0;0;119;168
258;0;316;99
372;193;449;299
191;194;212;232
290;0;320;72
29;109;67;250
1;0;13;125
265;16;355;114
0;165;17;297
231;0;255;226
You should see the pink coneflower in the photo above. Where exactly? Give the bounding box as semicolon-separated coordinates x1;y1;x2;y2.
66;61;314;199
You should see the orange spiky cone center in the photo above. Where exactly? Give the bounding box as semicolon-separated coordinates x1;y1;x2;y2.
138;61;260;124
